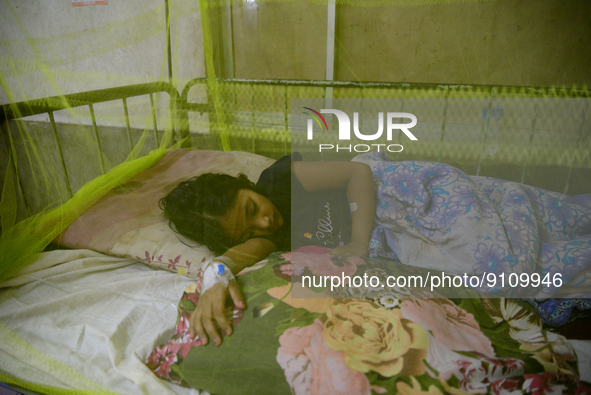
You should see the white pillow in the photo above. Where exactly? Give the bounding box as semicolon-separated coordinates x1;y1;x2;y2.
58;150;275;278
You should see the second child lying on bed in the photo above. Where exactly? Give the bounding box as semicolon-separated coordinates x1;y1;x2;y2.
160;153;375;346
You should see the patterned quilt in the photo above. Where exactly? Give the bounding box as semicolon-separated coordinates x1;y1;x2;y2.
146;249;591;395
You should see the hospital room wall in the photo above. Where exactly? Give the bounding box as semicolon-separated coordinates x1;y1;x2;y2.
229;0;591;87
2;0;590;103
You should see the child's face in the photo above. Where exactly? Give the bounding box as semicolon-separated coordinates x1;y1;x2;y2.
221;189;283;244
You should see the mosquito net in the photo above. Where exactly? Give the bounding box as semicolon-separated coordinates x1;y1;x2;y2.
1;0;590;285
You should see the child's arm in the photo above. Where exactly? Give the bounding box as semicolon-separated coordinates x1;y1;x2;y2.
292;161;375;257
189;237;276;346
223;237;277;275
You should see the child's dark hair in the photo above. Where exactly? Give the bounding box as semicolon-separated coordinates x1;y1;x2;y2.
159;173;257;255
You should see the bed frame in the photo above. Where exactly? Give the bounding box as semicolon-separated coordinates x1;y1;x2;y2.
1;79;589;224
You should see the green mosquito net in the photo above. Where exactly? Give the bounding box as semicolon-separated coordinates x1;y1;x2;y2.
1;0;590;284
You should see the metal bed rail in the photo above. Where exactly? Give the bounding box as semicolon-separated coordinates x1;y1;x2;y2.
0;82;185;218
181;78;590;194
1;78;589;221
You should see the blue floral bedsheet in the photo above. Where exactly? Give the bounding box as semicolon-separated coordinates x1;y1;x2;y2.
353;152;591;307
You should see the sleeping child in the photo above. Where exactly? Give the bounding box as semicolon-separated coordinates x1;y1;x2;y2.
160;151;591;347
159;152;375;346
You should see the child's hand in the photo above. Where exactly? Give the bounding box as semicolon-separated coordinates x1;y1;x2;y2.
328;241;369;257
189;280;246;346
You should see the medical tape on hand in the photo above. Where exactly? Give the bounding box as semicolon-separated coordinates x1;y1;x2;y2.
212;255;236;271
201;258;235;294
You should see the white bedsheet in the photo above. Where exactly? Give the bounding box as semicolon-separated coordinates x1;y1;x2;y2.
0;249;204;395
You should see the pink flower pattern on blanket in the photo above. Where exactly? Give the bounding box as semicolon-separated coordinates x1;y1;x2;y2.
281;250;365;278
401;298;495;357
276;319;375;395
145;343;180;382
145;282;244;385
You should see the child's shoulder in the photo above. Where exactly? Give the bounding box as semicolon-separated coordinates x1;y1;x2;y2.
258;153;299;184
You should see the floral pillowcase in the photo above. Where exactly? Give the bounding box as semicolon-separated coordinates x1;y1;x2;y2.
146;247;589;395
57;150;275;278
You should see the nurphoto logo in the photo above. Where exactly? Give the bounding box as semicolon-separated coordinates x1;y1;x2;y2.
302;107;418;153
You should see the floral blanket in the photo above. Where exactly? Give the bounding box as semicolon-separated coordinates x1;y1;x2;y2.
146;249;591;395
351;152;591;303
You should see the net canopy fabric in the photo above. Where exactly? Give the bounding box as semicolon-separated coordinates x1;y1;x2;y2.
1;0;590;283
